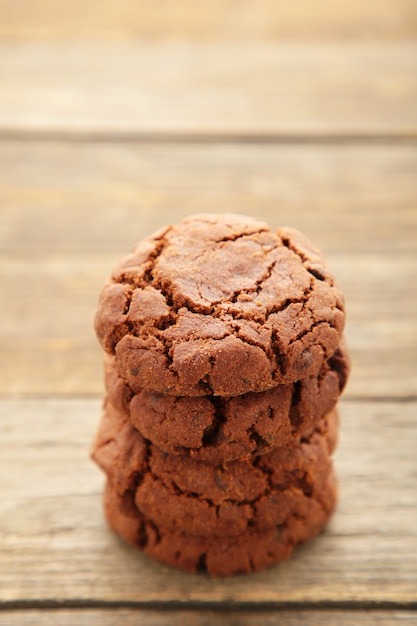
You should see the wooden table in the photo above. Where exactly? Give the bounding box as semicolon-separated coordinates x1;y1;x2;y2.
0;2;416;624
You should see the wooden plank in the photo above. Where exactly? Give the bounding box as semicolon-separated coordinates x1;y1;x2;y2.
0;399;416;603
0;43;416;135
0;142;416;254
0;0;415;41
0;250;415;397
0;609;416;625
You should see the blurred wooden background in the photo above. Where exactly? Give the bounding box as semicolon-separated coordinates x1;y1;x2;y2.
0;2;416;625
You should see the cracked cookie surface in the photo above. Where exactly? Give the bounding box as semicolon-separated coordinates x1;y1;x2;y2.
104;339;348;464
94;214;346;396
103;473;336;577
92;401;338;539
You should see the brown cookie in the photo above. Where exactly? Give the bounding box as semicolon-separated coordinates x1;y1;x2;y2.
103;472;337;577
91;398;147;497
92;402;337;539
105;339;348;464
95;214;345;396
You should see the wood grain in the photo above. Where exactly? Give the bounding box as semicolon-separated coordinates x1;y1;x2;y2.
0;0;415;42
0;43;416;135
0;142;416;254
0;398;416;604
0;609;416;626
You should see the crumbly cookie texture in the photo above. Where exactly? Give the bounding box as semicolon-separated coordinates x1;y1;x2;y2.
104;339;348;464
95;214;345;396
92;402;338;539
103;473;336;577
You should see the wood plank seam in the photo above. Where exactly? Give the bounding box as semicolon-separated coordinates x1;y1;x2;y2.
1;600;416;611
1;131;417;143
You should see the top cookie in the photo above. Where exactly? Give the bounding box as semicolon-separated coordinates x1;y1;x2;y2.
95;214;345;396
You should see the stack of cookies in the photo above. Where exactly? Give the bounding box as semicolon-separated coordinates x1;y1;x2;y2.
92;213;349;576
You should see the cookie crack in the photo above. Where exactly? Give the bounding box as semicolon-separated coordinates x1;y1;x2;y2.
213;228;269;245
144;519;161;546
289;381;303;430
201;397;227;447
111;228;176;347
143;238;169;286
287;320;334;358
248;428;272;456
282;283;341;357
253;456;275;493
280;232;330;284
224;258;278;312
117;227;173;290
148;231;278;322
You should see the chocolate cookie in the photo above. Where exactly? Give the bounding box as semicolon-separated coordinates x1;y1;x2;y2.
104;339;348;464
103;472;337;576
92;402;337;539
95;214;345;396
